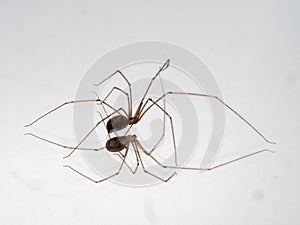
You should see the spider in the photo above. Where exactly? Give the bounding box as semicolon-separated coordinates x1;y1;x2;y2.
25;59;172;159
25;59;275;183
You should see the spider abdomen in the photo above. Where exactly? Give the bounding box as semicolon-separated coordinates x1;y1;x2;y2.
106;136;129;152
106;115;129;133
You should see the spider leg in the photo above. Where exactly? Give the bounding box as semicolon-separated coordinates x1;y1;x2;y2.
114;151;139;174
96;109;113;139
139;59;170;103
133;59;169;119
132;140;176;182
138;98;177;165
158;71;167;156
25;98;123;127
137;72;167;151
94;91;125;138
24;133;105;151
95;86;131;118
63;108;125;159
140;92;276;144
63;147;130;183
136;138;275;171
94;70;132;118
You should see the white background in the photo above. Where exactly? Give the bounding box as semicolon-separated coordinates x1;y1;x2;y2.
1;0;299;224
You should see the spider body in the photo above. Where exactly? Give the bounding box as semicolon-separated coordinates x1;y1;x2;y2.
105;135;135;152
106;115;129;133
106;100;145;133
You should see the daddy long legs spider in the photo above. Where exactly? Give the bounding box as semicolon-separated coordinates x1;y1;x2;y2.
25;59;171;159
25;59;276;183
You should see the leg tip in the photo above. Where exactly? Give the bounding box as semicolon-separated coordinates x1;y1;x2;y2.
266;149;276;154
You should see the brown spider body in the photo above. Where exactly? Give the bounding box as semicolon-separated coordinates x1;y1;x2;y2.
105;135;135;152
106;102;144;133
106;115;129;133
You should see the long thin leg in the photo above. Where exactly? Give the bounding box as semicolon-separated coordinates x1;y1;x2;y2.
138;73;167;155
98;87;131;119
25;98;126;127
122;67;167;137
94;91;120;138
114;152;139;174
139;59;170;104
123;98;162;137
94;70;133;118
158;72;167;155
93;91;113;139
24;133;105;151
139;91;276;144
140;98;177;165
93;90;110;119
133;60;170;118
96;110;112;139
136;138;275;171
133;140;176;182
63;108;124;159
63;147;130;183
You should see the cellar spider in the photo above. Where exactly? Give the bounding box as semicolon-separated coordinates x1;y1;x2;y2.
25;59;171;159
25;59;276;183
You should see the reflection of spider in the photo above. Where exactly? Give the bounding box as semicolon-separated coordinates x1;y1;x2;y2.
64;133;274;183
25;59;275;183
